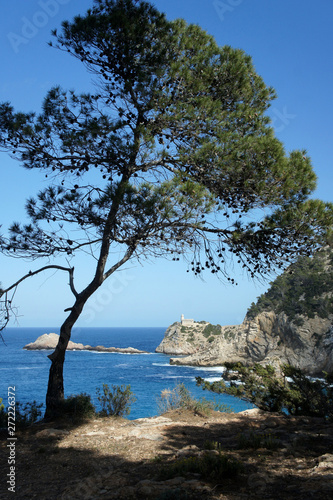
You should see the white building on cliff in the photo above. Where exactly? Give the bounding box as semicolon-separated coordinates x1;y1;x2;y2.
181;314;194;327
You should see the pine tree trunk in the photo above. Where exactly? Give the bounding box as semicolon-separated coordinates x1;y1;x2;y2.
44;321;72;418
44;296;88;419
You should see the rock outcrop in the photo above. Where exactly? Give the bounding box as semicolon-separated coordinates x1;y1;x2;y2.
24;333;148;354
156;247;333;375
162;312;333;375
155;321;210;355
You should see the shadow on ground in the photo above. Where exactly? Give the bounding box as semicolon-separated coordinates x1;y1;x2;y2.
1;410;332;499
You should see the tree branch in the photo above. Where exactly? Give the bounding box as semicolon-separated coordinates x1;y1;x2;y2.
1;264;78;297
103;245;137;282
0;264;79;335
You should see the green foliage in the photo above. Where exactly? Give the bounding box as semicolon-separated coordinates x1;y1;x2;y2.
159;452;243;481
0;0;332;287
186;332;195;343
158;383;232;416
197;363;333;420
203;324;222;338
0;398;6;427
282;365;333;419
1;0;333;414
203;440;223;451
0;399;44;428
96;384;136;417
223;327;236;340
237;431;279;450
16;401;44;427
247;247;333;322
59;393;96;421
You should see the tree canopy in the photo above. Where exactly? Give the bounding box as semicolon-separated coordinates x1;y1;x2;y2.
0;0;332;414
247;245;333;322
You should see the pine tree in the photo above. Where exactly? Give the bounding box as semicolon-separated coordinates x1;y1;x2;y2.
0;0;332;417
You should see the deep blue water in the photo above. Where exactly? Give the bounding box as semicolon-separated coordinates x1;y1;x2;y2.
0;327;253;419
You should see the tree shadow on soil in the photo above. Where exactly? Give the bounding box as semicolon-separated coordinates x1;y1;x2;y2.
1;411;332;499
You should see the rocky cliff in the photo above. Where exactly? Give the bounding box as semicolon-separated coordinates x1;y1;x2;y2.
156;247;333;375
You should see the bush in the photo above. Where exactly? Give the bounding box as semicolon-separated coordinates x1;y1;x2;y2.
16;401;44;427
159;452;243;481
0;398;6;428
237;431;279;450
158;383;232;416
0;398;44;428
59;393;96;421
203;324;221;338
96;384;136;417
197;363;333;420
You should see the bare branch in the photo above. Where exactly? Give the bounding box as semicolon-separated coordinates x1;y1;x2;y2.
0;264;79;335
103;245;137;281
1;265;78;297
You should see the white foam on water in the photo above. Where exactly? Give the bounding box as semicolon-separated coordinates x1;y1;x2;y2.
194;366;226;373
202;376;223;383
16;367;42;370
152;363;175;367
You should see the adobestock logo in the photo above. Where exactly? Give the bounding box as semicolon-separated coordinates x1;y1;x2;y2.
81;270;135;325
213;0;244;22
271;106;296;133
7;0;71;54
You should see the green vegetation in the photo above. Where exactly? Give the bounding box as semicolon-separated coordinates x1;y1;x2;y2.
223;327;236;340
247;247;333;322
237;431;279;450
186;332;195;343
0;385;137;427
0;397;6;427
203;440;223;451
16;401;44;427
159;452;243;481
158;383;232;416
58;393;96;422
1;0;333;418
96;384;136;417
0;399;43;428
197;362;333;420
203;324;222;338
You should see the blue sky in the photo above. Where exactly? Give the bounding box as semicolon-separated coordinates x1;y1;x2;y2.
0;0;332;328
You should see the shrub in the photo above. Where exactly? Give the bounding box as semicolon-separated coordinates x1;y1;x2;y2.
159;452;243;481
197;363;333;420
203;440;223;451
0;398;6;428
0;398;44;428
158;383;232;416
237;431;279;450
59;393;96;421
96;384;136;417
203;324;221;338
16;401;44;427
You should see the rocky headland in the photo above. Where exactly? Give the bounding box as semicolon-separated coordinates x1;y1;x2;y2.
156;247;333;376
24;333;148;354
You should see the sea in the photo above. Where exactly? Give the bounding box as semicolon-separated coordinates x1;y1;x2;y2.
0;327;253;419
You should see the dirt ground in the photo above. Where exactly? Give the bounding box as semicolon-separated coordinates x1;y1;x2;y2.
1;408;333;499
